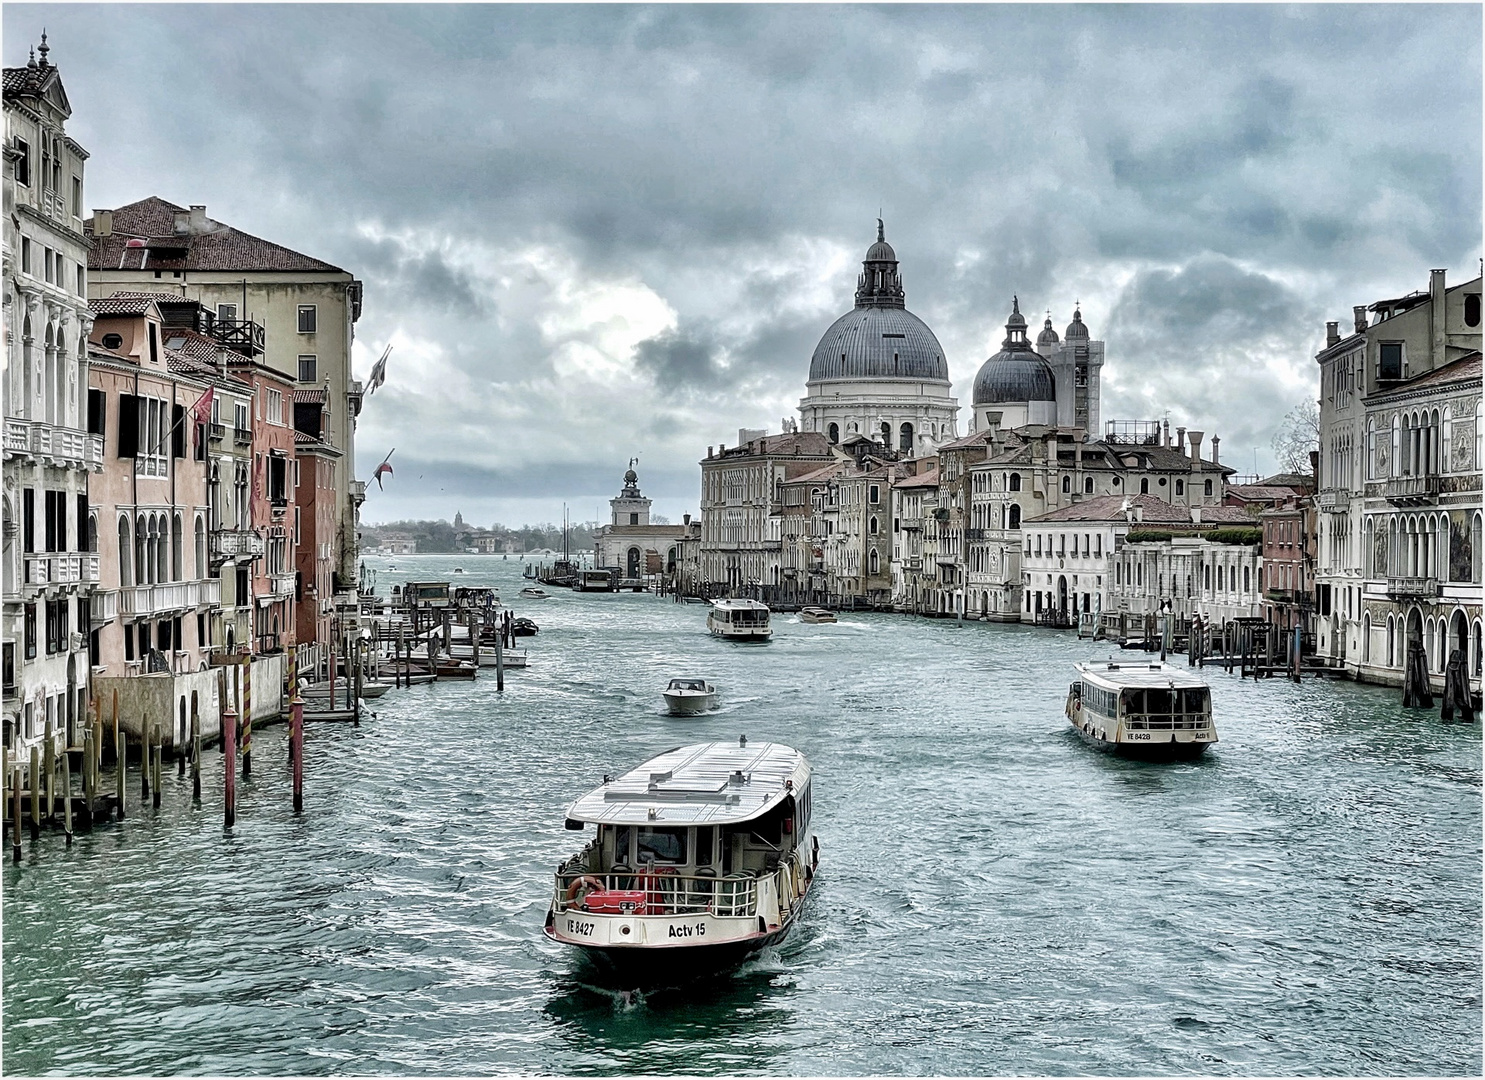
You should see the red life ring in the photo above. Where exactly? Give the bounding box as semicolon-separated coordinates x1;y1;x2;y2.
565;875;603;906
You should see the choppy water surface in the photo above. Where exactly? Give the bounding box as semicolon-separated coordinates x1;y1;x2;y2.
4;556;1481;1075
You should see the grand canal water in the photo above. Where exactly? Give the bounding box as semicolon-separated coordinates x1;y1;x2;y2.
3;555;1480;1075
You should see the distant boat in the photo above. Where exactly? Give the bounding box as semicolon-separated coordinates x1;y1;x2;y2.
707;599;772;642
1066;660;1217;759
512;617;540;637
799;607;837;624
453;567;466;574
520;585;550;599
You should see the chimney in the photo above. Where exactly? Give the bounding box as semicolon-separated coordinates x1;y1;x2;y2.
1162;418;1170;449
707;446;713;458
1191;506;1203;524
1134;505;1144;524
1353;305;1369;334
92;210;113;237
1210;436;1220;465
1176;426;1186;455
1430;269;1447;368
189;204;208;231
1326;321;1340;348
1188;430;1204;462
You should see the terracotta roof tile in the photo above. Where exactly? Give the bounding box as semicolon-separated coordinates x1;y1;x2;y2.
87;196;345;274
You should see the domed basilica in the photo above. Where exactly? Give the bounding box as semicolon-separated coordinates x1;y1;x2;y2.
798;222;959;457
969;298;1104;437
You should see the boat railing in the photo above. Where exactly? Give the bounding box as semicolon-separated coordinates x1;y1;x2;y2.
552;868;759;918
1121;713;1213;731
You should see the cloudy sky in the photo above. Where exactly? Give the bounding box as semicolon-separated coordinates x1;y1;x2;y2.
9;3;1481;527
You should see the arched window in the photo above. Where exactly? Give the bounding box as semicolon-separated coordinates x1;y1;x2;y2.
20;314;33;420
172;513;184;582
827;423;839;444
87;513;97;554
899;422;914;454
195;516;206;578
135;517;148;586
1062;476;1071;494
1362;613;1371;662
1084;476;1094;494
1472;512;1482;585
1175;479;1184;496
118;516;133;588
1009;473;1021;492
869;548;880;574
1140;478;1149;494
869;516;878;535
1473;620;1483;678
155;513;168;583
1204;479;1213;498
1008;504;1020;530
43;323;56;425
1386;615;1396;667
1243;565;1251;593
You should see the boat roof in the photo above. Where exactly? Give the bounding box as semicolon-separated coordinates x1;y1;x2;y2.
711;598;770;611
1074;660;1210;691
566;740;809;827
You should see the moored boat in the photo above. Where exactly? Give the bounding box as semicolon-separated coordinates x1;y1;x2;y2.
545;737;818;980
662;678;717;716
798;606;837;624
1065;660;1217;759
707;599;772;641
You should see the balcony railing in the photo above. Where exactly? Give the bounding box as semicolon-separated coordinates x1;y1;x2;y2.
350;480;366;505
24;553;100;586
233;426;253;446
3;420;104;470
1384;475;1440;505
118;579;221;617
209;422;227;442
90;589;119;625
1316;488;1348;512
1386;576;1439;600
210;529;264;561
207;317;265;359
268;572;297;599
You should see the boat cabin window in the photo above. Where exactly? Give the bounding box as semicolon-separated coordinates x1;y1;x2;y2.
694;825;715;867
636;826;687;865
668;679;706;691
1083;684;1117;717
612;825;633;865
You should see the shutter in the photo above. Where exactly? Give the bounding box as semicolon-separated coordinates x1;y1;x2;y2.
55;493;66;556
118;393;138;457
44;491;57;553
172;403;186;458
77;493;88;552
88;388;106;436
22;489;34;554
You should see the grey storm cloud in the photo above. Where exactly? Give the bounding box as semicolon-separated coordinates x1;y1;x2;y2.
9;3;1479;523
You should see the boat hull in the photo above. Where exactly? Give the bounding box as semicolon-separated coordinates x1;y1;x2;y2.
546;920;798;982
663;692;717;716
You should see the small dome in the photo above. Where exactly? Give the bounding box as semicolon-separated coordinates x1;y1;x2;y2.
623;468;638;485
864;217;896;263
972;297;1056;406
972;350;1057;405
1065;306;1089;340
1037;315;1060;346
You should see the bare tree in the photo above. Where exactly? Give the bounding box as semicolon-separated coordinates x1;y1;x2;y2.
1271;399;1321;478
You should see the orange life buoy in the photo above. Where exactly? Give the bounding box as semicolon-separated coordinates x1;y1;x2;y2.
565;875;603;906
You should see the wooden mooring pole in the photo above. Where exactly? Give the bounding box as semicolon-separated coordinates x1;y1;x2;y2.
61;749;73;846
191;691;202;802
151;737;162;811
114;716;126;820
241;655;253;779
140;717;151;803
291;689;304;814
223;701;237;829
43;716;55;824
11;758;22;862
29;744;41;840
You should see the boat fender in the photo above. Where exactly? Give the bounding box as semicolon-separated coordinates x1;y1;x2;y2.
811;835;819;869
565;875;603;905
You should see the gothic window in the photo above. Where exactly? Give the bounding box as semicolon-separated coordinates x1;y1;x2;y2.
1062;476;1071;494
1009;473;1021;492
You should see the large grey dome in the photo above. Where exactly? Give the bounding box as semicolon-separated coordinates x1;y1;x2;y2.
809;306;949;382
972;296;1057;405
807;221;948;383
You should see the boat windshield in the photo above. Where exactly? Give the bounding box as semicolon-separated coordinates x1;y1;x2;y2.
668;679;707;691
1119;686;1211;724
724;608;768;625
636;826;687;864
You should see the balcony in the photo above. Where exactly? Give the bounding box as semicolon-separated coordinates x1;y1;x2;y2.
3;420;104;470
1386;576;1439;600
350;480;367;506
268;572;297;600
118;579;221;617
1316;488;1349;513
209;422;227;442
965;528;988;541
207;316;265;359
24;553;100;586
904;557;923;570
233;426;253;446
1384;475;1440;505
210;529;264;561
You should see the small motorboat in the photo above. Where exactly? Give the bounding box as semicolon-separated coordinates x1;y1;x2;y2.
359;681;393;699
663;678;718;716
512;617;539;637
453;567;466;574
799;606;837;624
435;657;478;680
519;586;550;600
